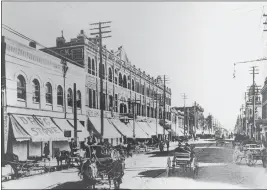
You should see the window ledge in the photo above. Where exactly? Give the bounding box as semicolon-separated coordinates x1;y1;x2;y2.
17;98;26;102
46;103;53;106
57;105;63;108
33;102;40;104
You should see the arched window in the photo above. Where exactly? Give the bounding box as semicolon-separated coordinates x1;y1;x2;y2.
67;88;73;107
108;67;112;82
32;79;40;103
17;75;26;100
88;57;91;74
119;73;122;86
45;82;52;104
123;75;127;88
57;85;63;106
131;80;135;91
92;59;95;75
77;90;81;108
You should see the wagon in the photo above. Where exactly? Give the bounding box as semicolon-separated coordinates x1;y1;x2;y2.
233;143;267;167
166;146;198;178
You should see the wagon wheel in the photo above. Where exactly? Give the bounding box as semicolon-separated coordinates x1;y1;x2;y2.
250;154;257;165
233;151;241;164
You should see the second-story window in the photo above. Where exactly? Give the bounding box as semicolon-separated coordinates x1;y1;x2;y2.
17;75;26;101
67;88;73;107
119;73;123;86
32;79;40;103
88;57;91;74
57;85;63;106
108;67;113;82
123;75;127;88
77;90;81;108
45;82;52;104
132;80;135;91
92;59;95;75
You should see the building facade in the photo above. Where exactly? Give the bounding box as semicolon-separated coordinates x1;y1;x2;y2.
259;77;267;141
42;30;171;141
2;36;89;160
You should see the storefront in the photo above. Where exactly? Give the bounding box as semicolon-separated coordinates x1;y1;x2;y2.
9;114;67;161
127;120;149;139
88;116;122;146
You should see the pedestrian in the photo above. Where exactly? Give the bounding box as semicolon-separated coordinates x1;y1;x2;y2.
44;143;50;161
166;139;170;152
69;138;78;156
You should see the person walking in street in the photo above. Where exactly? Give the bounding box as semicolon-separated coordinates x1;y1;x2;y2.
44;143;50;161
69;138;78;156
166;139;170;152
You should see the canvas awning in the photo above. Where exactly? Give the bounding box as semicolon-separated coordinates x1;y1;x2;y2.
127;120;149;139
136;122;156;137
88;116;121;139
109;119;133;137
147;122;165;135
68;119;90;141
52;118;74;140
10;115;31;141
11;114;67;142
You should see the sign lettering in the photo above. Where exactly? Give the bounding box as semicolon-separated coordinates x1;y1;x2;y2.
57;47;84;60
12;115;65;141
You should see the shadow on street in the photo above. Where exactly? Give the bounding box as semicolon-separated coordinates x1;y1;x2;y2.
138;169;166;178
145;150;174;157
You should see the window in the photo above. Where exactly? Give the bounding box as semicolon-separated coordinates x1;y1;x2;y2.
115;94;118;112
109;95;113;111
67;88;73;107
128;98;131;113
99;62;105;78
115;77;118;85
32;79;40;103
88;57;91;74
17;75;26;100
92;59;95;75
93;90;96;108
108;67;113;82
77;90;81;108
119;73;122;86
45;82;52;104
132;80;135;91
89;89;92;108
128;83;130;90
57;85;63;106
123;75;127;88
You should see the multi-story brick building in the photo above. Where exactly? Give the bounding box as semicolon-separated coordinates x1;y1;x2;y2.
258;77;267;141
2;36;89;160
41;30;170;142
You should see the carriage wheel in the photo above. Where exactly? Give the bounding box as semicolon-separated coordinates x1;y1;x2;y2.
251;155;257;165
233;151;241;164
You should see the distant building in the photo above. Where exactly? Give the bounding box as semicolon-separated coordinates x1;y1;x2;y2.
258;77;267;141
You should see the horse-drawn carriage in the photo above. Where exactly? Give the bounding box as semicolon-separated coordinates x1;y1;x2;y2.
79;145;125;189
166;144;199;178
233;142;267;167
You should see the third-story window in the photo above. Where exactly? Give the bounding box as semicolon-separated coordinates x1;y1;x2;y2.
57;85;63;106
88;57;91;74
108;67;113;82
132;80;135;91
115;94;118;112
77;90;81;108
17;75;26;100
109;95;113;111
45;82;52;104
93;90;96;108
67;88;73;107
119;73;122;86
32;79;40;103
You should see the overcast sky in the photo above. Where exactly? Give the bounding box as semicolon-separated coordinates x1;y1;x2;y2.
2;2;267;131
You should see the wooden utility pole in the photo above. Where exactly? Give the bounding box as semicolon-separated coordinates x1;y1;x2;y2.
90;21;111;137
249;66;259;139
73;83;77;143
181;93;187;136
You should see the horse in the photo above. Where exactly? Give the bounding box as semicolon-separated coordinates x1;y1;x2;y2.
107;157;125;189
55;150;71;169
79;158;98;189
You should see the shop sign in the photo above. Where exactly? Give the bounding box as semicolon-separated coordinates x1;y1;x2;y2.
56;47;84;60
13;115;62;139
